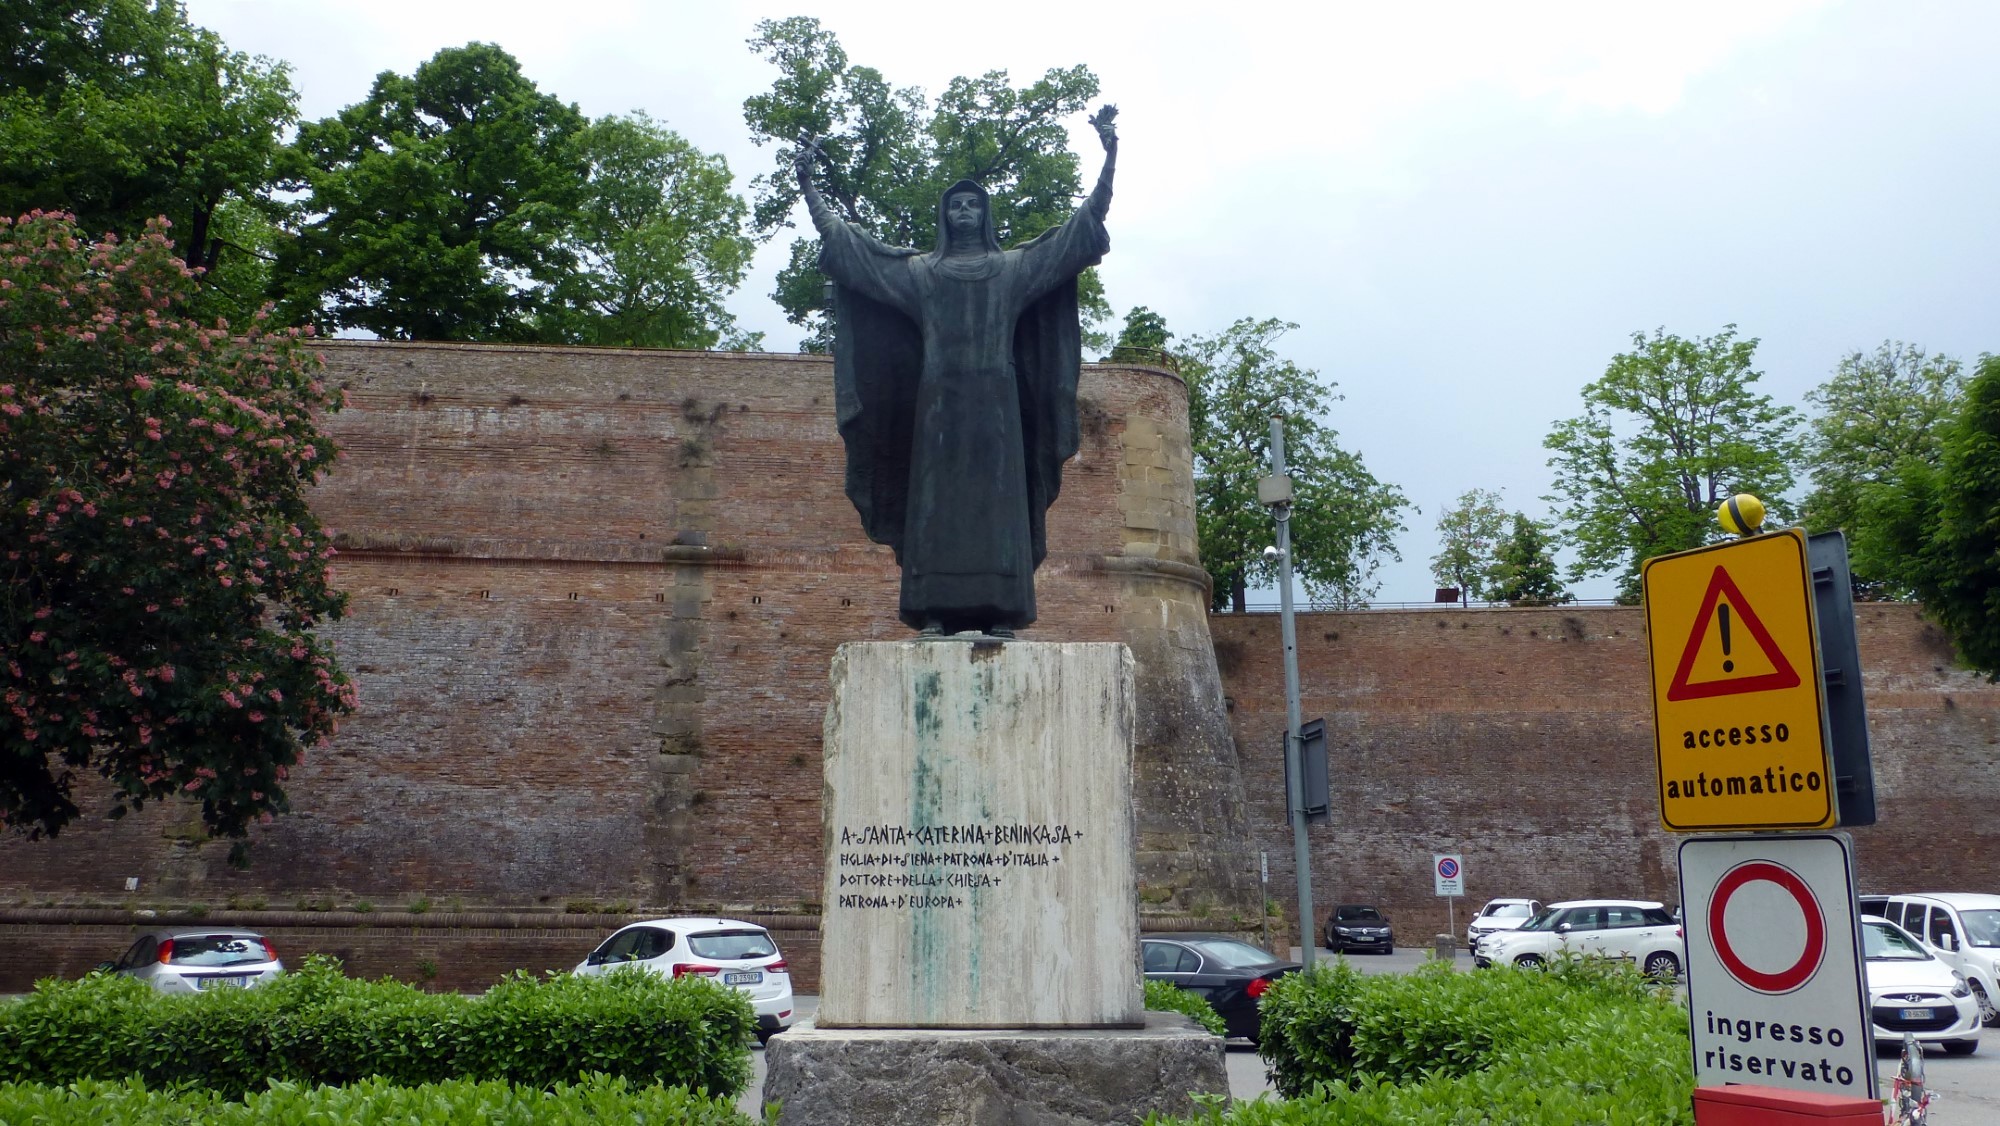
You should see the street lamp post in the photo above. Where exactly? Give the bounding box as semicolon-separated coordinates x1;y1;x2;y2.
1261;414;1315;970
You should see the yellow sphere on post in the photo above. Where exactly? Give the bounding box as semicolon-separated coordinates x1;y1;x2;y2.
1718;493;1766;537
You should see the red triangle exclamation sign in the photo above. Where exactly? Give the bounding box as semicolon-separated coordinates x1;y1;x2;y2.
1665;566;1801;701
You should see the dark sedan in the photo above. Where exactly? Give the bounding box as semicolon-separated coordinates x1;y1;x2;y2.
1324;904;1395;953
1141;932;1301;1043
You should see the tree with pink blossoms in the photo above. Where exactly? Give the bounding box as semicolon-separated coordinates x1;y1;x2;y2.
0;210;353;864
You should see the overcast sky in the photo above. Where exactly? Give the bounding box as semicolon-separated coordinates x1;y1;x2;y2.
185;0;2000;603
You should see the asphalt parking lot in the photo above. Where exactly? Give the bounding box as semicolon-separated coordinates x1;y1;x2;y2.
745;947;2000;1124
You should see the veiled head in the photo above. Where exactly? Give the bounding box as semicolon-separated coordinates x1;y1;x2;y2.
934;179;1000;254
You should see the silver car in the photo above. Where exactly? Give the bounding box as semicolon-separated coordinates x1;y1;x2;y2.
104;929;284;992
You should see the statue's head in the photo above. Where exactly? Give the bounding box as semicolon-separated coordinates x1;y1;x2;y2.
935;179;999;254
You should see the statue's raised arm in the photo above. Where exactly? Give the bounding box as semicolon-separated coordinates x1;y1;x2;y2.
1086;105;1117;221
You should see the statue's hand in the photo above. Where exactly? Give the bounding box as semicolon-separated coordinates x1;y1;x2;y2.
794;136;826;181
1088;104;1118;149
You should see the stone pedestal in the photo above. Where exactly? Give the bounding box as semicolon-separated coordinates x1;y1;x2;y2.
763;1013;1227;1126
819;640;1139;1028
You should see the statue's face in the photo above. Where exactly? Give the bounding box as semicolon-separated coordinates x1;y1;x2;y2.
946;191;984;238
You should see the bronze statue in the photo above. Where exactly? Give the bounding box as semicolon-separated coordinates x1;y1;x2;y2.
796;107;1118;637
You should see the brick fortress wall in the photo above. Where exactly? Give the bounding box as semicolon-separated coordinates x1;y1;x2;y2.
4;342;1994;990
0;341;1256;990
1211;603;2000;945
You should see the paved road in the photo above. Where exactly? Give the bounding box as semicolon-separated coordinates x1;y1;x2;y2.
750;948;2000;1123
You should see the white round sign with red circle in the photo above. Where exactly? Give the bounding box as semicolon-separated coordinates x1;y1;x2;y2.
1707;859;1826;994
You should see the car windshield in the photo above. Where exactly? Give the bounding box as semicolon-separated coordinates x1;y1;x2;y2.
1962;910;2000;948
1486;903;1533;919
687;929;776;960
1862;921;1931;961
1516;906;1564;932
167;934;269;967
1184;939;1280;970
1334;907;1384;923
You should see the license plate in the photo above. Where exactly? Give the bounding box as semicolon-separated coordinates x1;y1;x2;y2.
199;976;248;989
1899;1008;1933;1021
724;970;761;985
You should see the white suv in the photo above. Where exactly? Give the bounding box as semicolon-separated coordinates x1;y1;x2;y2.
1466;898;1542;953
1473;899;1683;979
574;917;796;1044
1858;893;2000;1030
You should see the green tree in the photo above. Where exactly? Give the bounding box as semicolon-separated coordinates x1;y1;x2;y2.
1429;488;1508;606
0;213;354;859
0;0;298;321
1802;341;1964;596
742;16;1107;351
1184;317;1408;611
1544;326;1801;601
1852;355;2000;675
1487;514;1572;606
1108;305;1172;365
272;43;591;341
541;112;760;350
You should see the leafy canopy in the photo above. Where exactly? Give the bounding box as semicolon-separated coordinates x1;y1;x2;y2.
1851;355;2000;677
742;16;1107;351
273;44;754;349
0;0;299;322
1803;341;1965;596
1429;488;1508;606
0;212;353;861
1487;514;1572;607
1544;325;1800;600
542;112;760;350
1182;316;1408;611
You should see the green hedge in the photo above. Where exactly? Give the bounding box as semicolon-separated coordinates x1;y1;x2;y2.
0;1075;758;1125
1150;957;1695;1125
0;956;756;1100
1143;979;1226;1037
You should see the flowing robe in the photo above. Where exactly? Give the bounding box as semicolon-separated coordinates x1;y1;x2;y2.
818;198;1108;633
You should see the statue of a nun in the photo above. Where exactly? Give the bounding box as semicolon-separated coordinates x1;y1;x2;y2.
795;107;1118;637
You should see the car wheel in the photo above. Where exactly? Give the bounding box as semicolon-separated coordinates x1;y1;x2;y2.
1643;951;1681;982
756;1030;774;1047
1940;1038;1978;1056
1972;981;1999;1028
1514;954;1545;969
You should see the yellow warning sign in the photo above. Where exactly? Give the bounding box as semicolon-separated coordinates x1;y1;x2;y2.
1643;528;1833;832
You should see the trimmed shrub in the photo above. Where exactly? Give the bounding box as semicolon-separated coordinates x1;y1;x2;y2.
0;956;755;1100
0;1075;758;1125
1144;978;1226;1036
1151;957;1694;1125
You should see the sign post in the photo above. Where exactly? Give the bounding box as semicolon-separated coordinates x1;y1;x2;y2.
1434;853;1464;942
1644;499;1885;1122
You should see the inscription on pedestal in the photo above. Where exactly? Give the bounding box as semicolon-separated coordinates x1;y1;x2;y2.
835;822;1073;910
818;641;1139;1029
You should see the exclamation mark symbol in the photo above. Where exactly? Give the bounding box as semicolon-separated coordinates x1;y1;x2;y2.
1719;604;1734;673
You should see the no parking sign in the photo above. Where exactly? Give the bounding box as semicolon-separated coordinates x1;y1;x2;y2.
1678;834;1874;1099
1433;853;1463;897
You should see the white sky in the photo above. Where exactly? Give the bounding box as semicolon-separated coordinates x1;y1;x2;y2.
186;0;2000;603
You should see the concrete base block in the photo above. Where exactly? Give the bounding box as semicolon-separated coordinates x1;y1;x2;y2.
763;1013;1227;1126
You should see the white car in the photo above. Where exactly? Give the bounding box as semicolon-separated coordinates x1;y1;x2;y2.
574;917;795;1044
1858;893;2000;1030
1473;899;1683;979
1860;916;1981;1055
102;929;284;993
1466;898;1542;953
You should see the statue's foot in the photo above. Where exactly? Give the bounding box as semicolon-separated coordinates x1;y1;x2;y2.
985;627;1015;639
917;620;945;637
